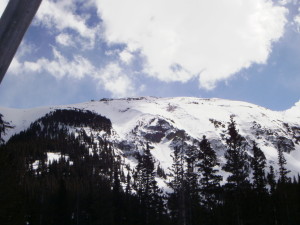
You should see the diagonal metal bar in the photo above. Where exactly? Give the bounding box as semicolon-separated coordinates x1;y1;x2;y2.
0;0;42;84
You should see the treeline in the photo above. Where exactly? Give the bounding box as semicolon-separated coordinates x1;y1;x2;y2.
0;109;169;225
165;116;300;225
0;110;299;225
35;109;112;133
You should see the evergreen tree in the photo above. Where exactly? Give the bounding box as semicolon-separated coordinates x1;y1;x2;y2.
112;165;123;225
157;164;167;179
222;117;250;225
125;172;132;195
267;165;276;194
198;135;222;210
277;143;290;184
222;117;250;189
133;144;164;224
133;153;144;197
168;145;186;225
251;142;267;193
248;142;269;225
184;144;200;224
168;145;185;192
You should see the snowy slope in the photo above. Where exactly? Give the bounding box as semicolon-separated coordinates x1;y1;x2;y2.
1;97;300;183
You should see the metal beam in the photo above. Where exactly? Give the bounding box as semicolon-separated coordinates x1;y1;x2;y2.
0;0;42;84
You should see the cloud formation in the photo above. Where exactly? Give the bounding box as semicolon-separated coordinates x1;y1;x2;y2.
294;7;300;31
10;46;94;80
94;0;287;89
55;33;76;47
97;63;136;97
119;49;134;65
35;0;98;49
9;46;137;98
0;0;290;100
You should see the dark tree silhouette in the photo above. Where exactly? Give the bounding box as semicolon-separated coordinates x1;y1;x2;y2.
198;135;222;210
251;142;267;193
133;144;165;224
277;143;290;184
168;144;186;225
222;117;250;189
267;165;276;194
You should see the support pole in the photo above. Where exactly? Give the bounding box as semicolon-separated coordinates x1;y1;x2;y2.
0;0;42;84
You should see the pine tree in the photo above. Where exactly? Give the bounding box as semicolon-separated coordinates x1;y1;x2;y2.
267;165;276;194
157;164;167;179
168;145;185;192
142;144;155;200
112;165;123;225
198;135;222;210
277;143;290;184
168;145;186;225
222;117;250;225
222;117;250;190
184;144;200;224
251;142;267;193
133;153;144;197
133;144;164;224
113;165;122;194
248;142;269;224
125;172;131;195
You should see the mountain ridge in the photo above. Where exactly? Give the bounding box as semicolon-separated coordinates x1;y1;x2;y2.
1;96;300;184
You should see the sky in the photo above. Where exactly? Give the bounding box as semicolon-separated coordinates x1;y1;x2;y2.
0;0;300;110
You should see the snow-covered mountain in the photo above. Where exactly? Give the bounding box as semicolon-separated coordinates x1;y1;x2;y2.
1;96;300;186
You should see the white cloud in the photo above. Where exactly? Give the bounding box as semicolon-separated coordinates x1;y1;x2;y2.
37;48;95;79
96;63;136;97
10;58;23;75
56;33;76;47
278;0;290;5
0;0;8;17
280;0;300;5
105;49;119;56
35;0;97;49
294;7;300;31
9;41;37;75
119;49;134;65
9;47;137;97
93;0;288;89
10;47;94;79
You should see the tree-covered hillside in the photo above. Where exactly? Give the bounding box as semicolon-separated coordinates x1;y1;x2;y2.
0;108;300;225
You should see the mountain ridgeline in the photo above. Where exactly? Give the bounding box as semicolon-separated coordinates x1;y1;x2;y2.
0;97;300;225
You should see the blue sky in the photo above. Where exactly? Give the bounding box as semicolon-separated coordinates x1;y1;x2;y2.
0;0;300;110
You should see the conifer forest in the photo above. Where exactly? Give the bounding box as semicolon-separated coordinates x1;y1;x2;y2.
0;109;299;225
